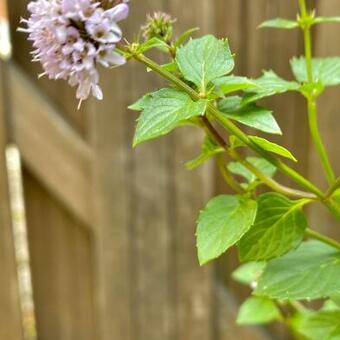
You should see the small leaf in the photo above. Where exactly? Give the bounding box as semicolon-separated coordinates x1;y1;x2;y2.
219;96;282;134
196;195;257;265
176;35;234;90
291;57;340;86
237;296;281;325
229;135;246;149
255;241;340;300
239;193;307;261
139;37;169;53
259;18;299;29
232;262;266;286
175;27;199;47
186;136;224;170
314;16;340;25
133;88;207;146
227;157;277;183
249;136;297;162
243;70;300;104
292;310;340;340
212;76;257;95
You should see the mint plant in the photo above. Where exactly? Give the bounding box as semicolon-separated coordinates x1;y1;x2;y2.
23;0;340;338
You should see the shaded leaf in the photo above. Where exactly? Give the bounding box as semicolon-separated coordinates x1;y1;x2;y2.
219;96;282;134
227;157;277;183
256;241;340;300
243;70;300;104
239;193;307;261
213;76;257;95
196;195;257;265
259;18;299;29
291;57;340;86
232;261;266;286
292;310;340;340
237;296;281;325
175;27;199;47
186;136;224;170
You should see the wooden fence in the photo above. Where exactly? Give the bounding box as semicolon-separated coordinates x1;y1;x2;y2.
0;0;339;339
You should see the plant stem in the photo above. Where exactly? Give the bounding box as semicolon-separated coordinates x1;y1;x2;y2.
298;0;336;185
306;228;340;250
202;115;316;199
132;52;325;199
307;99;336;185
326;177;340;197
216;155;245;194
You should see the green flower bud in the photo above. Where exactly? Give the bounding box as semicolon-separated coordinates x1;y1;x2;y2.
141;12;176;42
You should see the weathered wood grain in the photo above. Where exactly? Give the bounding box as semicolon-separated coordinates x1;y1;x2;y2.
0;60;24;340
9;64;93;227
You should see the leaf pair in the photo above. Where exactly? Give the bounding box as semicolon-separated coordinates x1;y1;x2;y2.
197;193;308;265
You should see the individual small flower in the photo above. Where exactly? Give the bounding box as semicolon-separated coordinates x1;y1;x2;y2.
141;12;176;42
19;0;129;108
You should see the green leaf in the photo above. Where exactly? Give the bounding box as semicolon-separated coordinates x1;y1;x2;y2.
249;136;297;162
239;193;307;261
259;18;299;29
292;310;340;340
232;262;266;286
218;96;282;134
128;94;153;111
256;241;340;300
237;296;281;325
176;35;234;90
212;76;257;95
196;195;257;265
291;57;340;86
243;70;300;104
133;88;207;146
186;136;224;170
139;37;169;53
227;157;277;183
314;16;340;25
175;27;199;47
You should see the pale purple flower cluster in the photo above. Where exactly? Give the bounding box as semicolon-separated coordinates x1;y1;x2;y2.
20;0;129;107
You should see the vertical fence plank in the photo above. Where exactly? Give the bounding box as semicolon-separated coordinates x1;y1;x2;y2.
0;60;23;340
167;2;215;340
23;171;97;340
89;65;132;340
128;2;176;339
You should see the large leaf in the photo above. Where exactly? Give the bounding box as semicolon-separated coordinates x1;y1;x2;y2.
133;88;207;146
232;261;266;286
292;310;340;340
256;241;340;300
239;193;307;261
186;136;224;170
259;18;299;29
237;296;281;325
243;70;300;104
249;136;297;162
212;76;257;95
218;96;281;134
291;57;340;86
196;195;257;265
176;35;234;89
227;157;277;183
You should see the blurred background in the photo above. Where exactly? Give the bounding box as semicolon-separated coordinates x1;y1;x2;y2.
1;0;339;339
